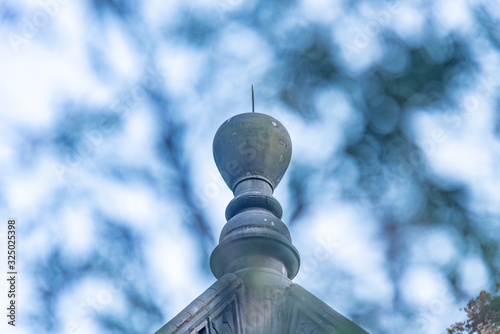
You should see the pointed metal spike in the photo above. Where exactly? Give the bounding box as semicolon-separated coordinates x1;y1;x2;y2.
252;85;255;113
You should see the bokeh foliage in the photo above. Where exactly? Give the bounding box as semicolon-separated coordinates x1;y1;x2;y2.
1;0;500;333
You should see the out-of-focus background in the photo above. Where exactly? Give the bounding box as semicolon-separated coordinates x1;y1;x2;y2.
1;0;500;333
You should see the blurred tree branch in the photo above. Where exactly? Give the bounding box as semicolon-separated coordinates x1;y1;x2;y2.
448;284;500;334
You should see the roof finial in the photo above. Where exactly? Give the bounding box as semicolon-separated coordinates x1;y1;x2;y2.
252;85;255;113
211;112;299;279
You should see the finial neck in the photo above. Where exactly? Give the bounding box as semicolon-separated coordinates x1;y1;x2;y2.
234;178;272;196
225;178;283;220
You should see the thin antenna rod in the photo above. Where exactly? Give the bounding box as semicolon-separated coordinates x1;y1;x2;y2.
252;85;255;113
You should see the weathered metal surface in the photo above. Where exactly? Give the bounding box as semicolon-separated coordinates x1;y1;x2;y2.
155;273;242;334
210;113;299;280
155;112;369;334
212;112;292;192
155;270;369;334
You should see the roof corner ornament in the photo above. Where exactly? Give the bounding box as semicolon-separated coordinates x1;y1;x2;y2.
155;99;369;334
211;109;300;279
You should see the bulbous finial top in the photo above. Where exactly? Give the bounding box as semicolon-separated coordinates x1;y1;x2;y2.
213;112;292;193
211;112;299;279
